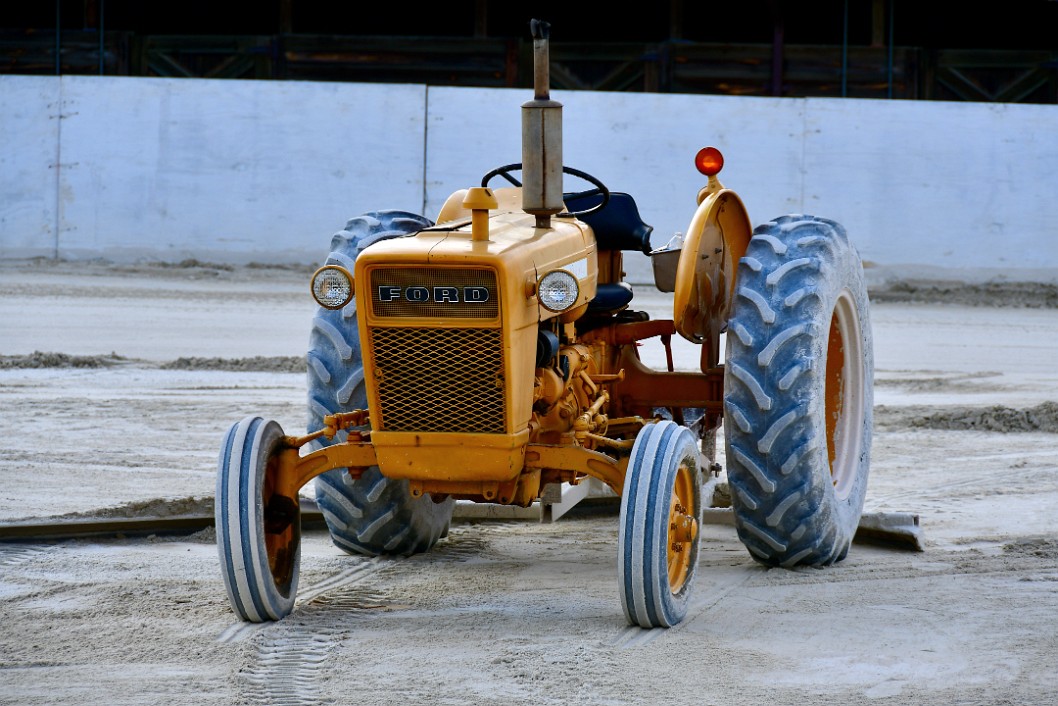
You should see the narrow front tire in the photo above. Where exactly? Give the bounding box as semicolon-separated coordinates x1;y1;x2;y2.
618;421;703;628
217;416;301;622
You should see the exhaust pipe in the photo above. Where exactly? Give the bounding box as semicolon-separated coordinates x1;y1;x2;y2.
522;19;563;229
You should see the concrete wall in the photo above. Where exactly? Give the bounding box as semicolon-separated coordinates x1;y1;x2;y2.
1;75;427;263
3;75;1057;280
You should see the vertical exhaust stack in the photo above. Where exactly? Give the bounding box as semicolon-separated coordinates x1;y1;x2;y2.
522;20;563;229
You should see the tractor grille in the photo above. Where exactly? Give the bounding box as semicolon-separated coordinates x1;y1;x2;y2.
370;327;506;433
370;267;498;319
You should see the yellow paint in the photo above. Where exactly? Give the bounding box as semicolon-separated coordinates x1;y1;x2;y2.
666;463;697;592
283;163;753;507
673;187;752;348
353;199;600;488
462;187;499;241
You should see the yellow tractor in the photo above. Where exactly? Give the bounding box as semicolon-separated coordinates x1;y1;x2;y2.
216;21;873;628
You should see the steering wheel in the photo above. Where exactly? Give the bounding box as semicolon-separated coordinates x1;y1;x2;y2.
480;163;610;218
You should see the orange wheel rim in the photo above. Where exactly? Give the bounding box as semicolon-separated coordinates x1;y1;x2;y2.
667;464;698;593
262;451;299;594
824;290;866;501
824;308;846;477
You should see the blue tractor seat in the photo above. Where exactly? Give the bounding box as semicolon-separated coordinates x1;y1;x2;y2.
562;191;650;315
588;282;634;314
563;192;653;254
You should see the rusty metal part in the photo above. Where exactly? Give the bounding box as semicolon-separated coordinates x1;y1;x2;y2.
578;319;729;431
580;318;725;429
587;370;625;384
579;319;677;346
611;344;723;416
662;332;676;373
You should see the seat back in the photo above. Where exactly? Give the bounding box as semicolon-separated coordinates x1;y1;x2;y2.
563;192;653;254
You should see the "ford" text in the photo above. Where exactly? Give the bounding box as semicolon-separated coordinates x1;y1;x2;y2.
378;286;491;303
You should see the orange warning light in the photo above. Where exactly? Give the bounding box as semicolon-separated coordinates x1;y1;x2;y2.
694;147;724;176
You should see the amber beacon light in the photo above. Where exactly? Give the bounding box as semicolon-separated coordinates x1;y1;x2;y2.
694;147;724;176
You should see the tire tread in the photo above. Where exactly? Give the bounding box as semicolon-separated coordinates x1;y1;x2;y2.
307;211;454;558
724;214;873;568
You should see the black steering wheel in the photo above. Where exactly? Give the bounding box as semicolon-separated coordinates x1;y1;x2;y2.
480;163;610;218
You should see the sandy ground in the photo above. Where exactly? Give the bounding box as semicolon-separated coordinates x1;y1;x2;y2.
1;260;1057;705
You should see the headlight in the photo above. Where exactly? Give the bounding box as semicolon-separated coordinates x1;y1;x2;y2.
538;270;580;312
311;265;354;309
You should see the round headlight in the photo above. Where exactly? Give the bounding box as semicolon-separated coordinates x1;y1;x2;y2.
311;265;354;309
538;270;580;312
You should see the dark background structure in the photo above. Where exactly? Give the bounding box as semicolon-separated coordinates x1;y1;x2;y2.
3;0;1057;103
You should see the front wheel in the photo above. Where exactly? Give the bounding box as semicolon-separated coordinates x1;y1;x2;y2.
724;215;873;567
618;421;703;628
216;416;301;621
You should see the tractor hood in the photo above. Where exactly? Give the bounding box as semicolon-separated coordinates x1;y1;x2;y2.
353;209;598;327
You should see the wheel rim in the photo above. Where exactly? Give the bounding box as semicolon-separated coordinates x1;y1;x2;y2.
666;463;698;593
825;290;866;501
262;451;299;596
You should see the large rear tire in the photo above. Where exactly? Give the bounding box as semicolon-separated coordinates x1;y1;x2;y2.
217;416;301;621
307;211;454;557
618;421;702;628
723;215;873;567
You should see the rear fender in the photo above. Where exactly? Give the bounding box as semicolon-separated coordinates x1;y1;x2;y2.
672;189;752;349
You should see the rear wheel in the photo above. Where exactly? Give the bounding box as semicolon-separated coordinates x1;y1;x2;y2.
723;215;873;567
618;421;702;628
216;416;300;621
307;211;454;556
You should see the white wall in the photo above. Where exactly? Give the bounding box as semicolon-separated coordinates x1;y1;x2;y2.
2;76;427;263
1;77;60;258
2;75;1057;280
802;99;1058;276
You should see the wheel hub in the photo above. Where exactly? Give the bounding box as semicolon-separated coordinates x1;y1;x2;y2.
666;465;697;592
